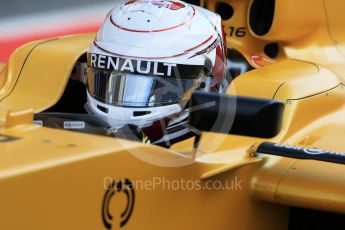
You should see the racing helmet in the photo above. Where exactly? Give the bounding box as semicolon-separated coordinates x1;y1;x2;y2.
85;0;228;144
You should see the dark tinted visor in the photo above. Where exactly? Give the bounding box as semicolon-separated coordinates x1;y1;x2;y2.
87;68;205;107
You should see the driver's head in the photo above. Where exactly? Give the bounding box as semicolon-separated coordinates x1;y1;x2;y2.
86;0;228;134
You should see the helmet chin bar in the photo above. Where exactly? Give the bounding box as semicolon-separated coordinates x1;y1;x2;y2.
86;91;182;127
85;91;186;142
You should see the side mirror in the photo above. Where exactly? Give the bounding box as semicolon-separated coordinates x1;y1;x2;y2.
189;91;284;138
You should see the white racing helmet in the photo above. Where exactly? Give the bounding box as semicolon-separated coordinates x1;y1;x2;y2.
85;0;229;144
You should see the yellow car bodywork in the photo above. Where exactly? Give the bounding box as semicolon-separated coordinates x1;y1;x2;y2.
0;0;345;229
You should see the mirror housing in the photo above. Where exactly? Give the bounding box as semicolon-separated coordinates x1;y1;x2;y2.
189;91;284;138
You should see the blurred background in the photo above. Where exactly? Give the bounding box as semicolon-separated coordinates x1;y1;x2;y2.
0;0;122;62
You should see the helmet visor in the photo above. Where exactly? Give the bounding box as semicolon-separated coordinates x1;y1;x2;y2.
87;68;205;107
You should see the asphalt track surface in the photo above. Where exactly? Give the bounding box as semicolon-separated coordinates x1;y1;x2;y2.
0;0;115;18
0;0;121;62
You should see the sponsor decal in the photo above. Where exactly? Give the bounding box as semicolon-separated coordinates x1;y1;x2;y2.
151;1;185;10
189;36;220;59
102;179;135;229
125;0;185;10
257;142;345;165
63;121;85;130
273;143;345;157
89;53;176;77
33;120;43;126
303;148;330;155
88;53;204;79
